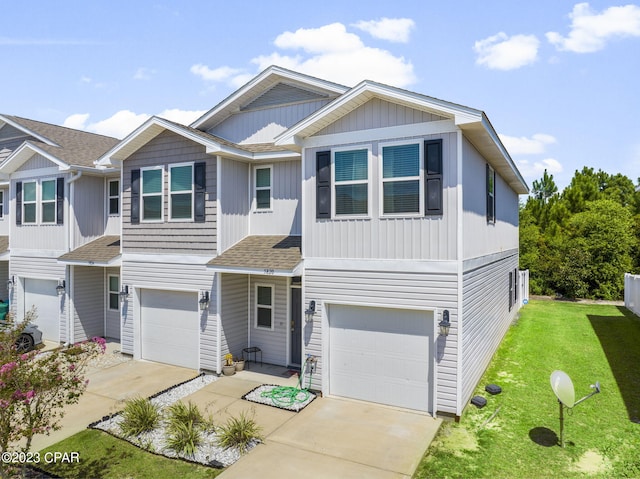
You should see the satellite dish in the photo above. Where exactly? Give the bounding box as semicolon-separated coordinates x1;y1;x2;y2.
550;370;575;408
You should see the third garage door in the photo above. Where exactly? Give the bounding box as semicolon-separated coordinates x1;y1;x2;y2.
329;304;433;412
140;289;199;370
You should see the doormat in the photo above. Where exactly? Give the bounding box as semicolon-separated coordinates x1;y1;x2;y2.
242;384;316;412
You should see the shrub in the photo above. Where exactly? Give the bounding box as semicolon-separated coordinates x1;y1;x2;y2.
165;420;202;457
166;401;203;429
216;410;263;454
119;397;160;437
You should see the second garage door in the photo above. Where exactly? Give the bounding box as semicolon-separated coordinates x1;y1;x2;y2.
329;304;433;412
140;289;199;369
24;278;60;341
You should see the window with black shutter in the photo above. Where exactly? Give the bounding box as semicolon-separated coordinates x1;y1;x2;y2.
316;151;331;218
425;139;443;216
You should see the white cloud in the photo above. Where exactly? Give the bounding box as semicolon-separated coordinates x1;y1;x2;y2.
500;133;557;155
516;158;564;179
352;18;416;43
546;3;640;53
134;67;155;80
63;109;206;139
474;32;540;70
191;20;416;89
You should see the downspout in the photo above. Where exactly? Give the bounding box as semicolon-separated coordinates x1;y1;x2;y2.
65;171;82;345
455;130;464;418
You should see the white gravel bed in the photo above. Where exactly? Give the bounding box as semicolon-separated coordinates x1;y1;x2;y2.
243;384;316;412
92;374;259;468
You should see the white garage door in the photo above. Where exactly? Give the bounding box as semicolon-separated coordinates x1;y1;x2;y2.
140;289;199;369
24;278;60;341
329;304;433;412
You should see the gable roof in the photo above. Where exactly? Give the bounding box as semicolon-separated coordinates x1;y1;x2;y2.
96;116;299;165
190;65;349;132
0;114;119;174
275;80;528;194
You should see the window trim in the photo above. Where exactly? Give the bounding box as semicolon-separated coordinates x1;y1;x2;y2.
141;166;164;223
108;179;120;216
254;283;275;331
108;274;120;311
168;162;194;222
379;140;424;217
40;178;58;224
331;145;371;218
22;180;38;225
253;165;273;211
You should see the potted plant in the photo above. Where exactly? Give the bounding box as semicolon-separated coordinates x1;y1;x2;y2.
222;353;235;376
234;356;245;371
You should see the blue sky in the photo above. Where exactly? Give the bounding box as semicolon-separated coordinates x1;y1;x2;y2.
2;0;640;191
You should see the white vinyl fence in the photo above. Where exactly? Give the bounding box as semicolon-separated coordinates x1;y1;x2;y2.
624;273;640;316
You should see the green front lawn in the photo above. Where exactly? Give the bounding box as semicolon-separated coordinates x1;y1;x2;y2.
415;300;640;479
38;429;222;479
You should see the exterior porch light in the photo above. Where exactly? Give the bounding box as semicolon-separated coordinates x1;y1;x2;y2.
305;300;316;323
6;276;14;292
199;291;210;311
119;285;129;301
56;279;66;296
439;310;451;336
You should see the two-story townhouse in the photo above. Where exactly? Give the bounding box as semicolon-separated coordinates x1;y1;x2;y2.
98;66;527;419
0;115;120;344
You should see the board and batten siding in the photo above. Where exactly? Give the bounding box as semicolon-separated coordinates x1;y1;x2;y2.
220;274;249;361
72;175;107;248
304;132;458;260
121;130;217;255
10;255;68;342
250;160;301;236
248;275;288;366
314;98;449;136
120;258;217;370
462;137;519;260
72;266;104;341
460;251;519;409
209;100;331;144
303;265;460;414
218;158;249;252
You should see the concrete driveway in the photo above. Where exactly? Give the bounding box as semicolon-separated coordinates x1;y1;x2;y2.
30;344;198;452
181;372;442;479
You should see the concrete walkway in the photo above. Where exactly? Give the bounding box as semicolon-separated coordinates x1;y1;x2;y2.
181;369;442;479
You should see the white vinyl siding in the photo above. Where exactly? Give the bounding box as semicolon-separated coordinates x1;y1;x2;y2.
141;167;163;222
0;190;4;219
220;274;249;361
169;163;194;221
333;147;370;217
254;166;272;210
248;275;287;366
380;141;422;216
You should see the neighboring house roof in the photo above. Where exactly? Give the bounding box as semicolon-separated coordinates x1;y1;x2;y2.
191;65;349;131
96;116;299;166
58;235;121;266
208;235;302;276
0;114;119;174
275;79;529;195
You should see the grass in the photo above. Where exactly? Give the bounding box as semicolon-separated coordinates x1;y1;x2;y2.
415;300;640;479
38;429;222;479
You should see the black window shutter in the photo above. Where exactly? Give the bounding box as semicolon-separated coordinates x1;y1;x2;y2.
131;169;140;225
194;162;206;223
509;271;514;311
486;164;496;223
424;139;443;215
56;177;64;225
316;151;331;219
16;181;22;225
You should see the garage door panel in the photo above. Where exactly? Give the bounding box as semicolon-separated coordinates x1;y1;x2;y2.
24;279;59;341
329;304;432;412
141;289;198;370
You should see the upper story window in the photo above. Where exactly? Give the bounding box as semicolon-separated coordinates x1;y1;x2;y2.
141;167;163;222
41;179;57;224
169;163;193;220
255;284;274;330
381;142;421;215
22;181;37;224
333;148;369;216
254;166;272;210
108;179;119;215
487;164;496;223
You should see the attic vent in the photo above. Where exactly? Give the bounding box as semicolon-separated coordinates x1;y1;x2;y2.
242;83;329;111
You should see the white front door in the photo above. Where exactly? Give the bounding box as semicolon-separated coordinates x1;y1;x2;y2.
24;278;60;341
329;304;433;412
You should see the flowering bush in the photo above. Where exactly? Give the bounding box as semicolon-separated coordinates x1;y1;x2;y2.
0;308;104;474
